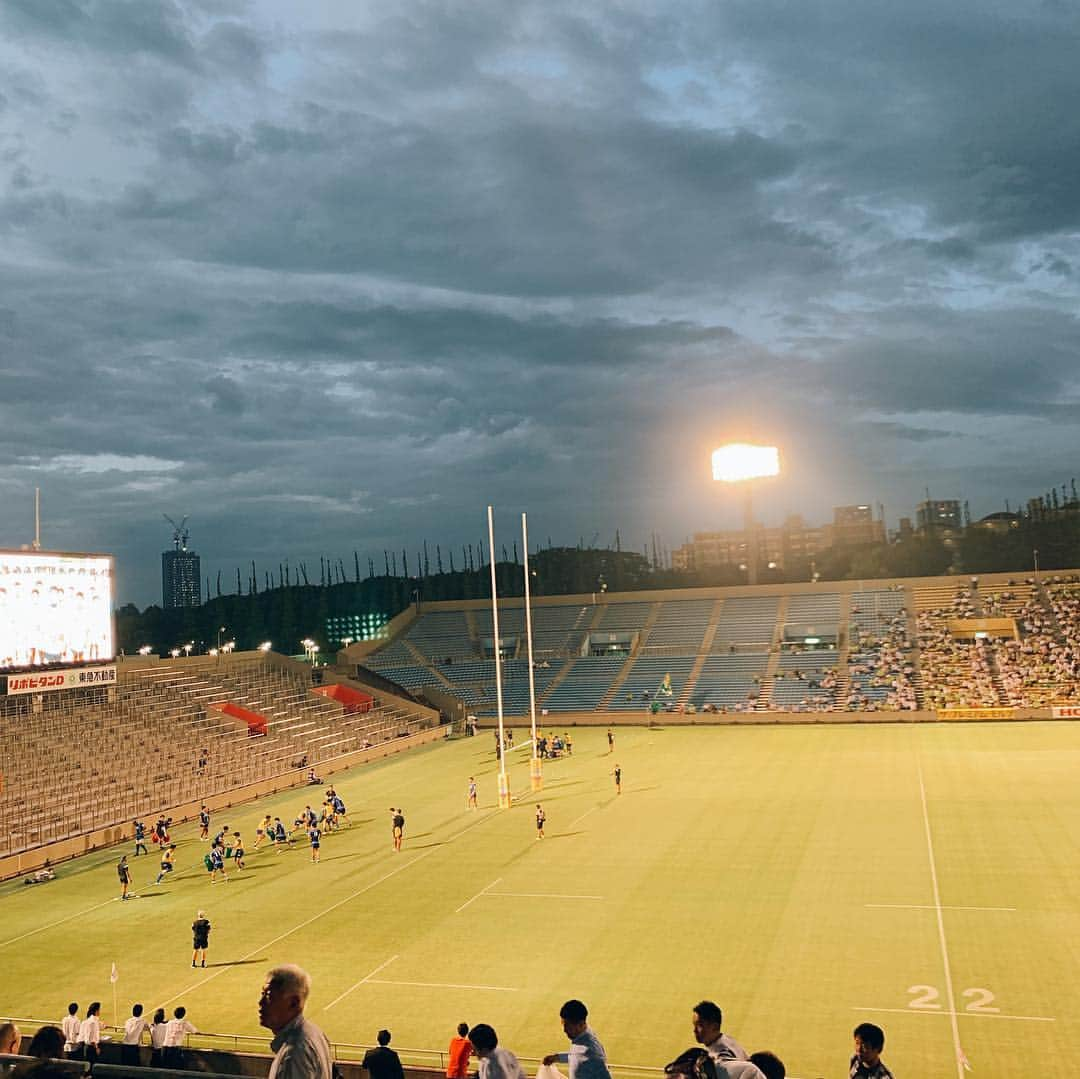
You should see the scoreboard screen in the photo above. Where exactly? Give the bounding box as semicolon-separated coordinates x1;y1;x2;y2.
0;551;114;671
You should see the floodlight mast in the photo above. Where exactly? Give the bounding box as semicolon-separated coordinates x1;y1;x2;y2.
522;512;542;791
711;444;780;586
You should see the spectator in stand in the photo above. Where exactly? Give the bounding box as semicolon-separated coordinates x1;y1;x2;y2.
850;1023;893;1079
25;1026;65;1061
747;1054;784;1079
122;1004;150;1065
468;1024;526;1079
60;1006;79;1057
692;1002;748;1063
76;1003;101;1064
542;1000;611;1079
446;1022;473;1079
362;1030;404;1079
0;1022;21;1054
149;1009;168;1067
163;1006;197;1069
258;963;333;1079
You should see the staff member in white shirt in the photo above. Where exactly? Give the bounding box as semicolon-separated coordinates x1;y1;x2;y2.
61;1004;81;1057
122;1003;151;1066
467;1024;527;1079
76;1002;102;1064
149;1008;168;1067
164;1006;198;1069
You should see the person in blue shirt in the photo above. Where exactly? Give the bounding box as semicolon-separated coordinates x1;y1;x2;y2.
542;1000;611;1079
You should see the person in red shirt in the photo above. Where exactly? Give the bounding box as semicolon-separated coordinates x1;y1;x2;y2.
447;1022;472;1079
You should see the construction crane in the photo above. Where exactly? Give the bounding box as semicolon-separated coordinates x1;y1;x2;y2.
163;514;190;551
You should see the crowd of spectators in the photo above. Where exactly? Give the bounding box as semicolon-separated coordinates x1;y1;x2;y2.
916;588;1000;709
846;608;918;711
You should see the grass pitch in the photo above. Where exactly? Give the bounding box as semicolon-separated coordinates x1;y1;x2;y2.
3;722;1080;1079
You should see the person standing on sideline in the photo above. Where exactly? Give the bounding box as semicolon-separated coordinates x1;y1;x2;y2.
693;1002;748;1064
467;778;478;809
76;1002;102;1064
535;804;546;839
606;728;614;754
122;1004;150;1066
446;1023;473;1079
542;1000;612;1079
362;1030;404;1079
192;910;211;967
468;1024;526;1079
612;765;621;795
258;964;333;1079
391;808;405;851
118;855;132;900
850;1023;894;1079
149;1009;168;1067
163;1007;197;1069
308;824;321;864
133;820;148;857
199;805;210;840
61;1004;80;1057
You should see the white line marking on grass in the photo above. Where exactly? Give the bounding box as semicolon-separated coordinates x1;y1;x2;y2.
324;955;399;1010
0;896;117;949
366;978;517;992
866;904;1017;912
567;805;600;829
455;878;502;914
487;891;603;901
917;760;965;1079
159;810;496;1008
853;1006;1055;1023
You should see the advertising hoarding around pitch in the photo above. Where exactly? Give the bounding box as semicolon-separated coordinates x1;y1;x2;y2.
0;551;114;671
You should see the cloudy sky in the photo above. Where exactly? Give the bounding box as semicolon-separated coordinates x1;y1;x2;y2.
1;0;1078;606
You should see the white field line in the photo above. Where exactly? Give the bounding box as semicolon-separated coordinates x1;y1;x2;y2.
0;896;117;949
866;904;1017;912
567;805;600;829
366;977;517;992
455;878;502;914
159;810;495;1008
918;760;966;1079
853;1006;1055;1023
486;891;604;900
324;955;399;1010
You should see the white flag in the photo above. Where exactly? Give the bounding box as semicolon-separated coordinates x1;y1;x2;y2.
110;962;118;984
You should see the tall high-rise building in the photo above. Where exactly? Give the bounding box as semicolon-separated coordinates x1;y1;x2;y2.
162;515;201;609
916;499;962;534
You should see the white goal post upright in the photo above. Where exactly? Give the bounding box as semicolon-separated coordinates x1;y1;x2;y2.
522;512;542;791
487;506;511;807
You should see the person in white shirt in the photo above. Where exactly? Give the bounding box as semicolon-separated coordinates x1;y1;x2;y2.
149;1008;168;1067
164;1006;197;1068
467;1024;527;1079
692;1002;748;1064
122;1003;151;1066
76;1002;102;1064
258;964;333;1079
61;1004;80;1057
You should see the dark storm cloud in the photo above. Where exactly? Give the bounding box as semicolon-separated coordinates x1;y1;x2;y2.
0;0;1077;603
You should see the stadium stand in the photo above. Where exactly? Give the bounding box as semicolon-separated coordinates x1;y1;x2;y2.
0;654;434;859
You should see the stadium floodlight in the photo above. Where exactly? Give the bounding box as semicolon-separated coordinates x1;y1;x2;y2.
259;641;272;652
137;644;153;656
712;442;781;586
170;648;180;658
711;443;780;483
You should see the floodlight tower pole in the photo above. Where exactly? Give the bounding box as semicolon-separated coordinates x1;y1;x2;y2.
487;506;510;807
744;487;757;586
522;512;542;791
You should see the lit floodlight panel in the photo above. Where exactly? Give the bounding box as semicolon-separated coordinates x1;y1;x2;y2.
0;552;114;670
712;443;780;483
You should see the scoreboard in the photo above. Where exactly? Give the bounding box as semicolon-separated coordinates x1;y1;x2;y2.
0;551;115;672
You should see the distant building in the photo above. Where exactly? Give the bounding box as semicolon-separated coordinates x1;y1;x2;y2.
974;511;1021;535
672;514;828;573
916;499;962;535
827;505;886;547
162;549;201;609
